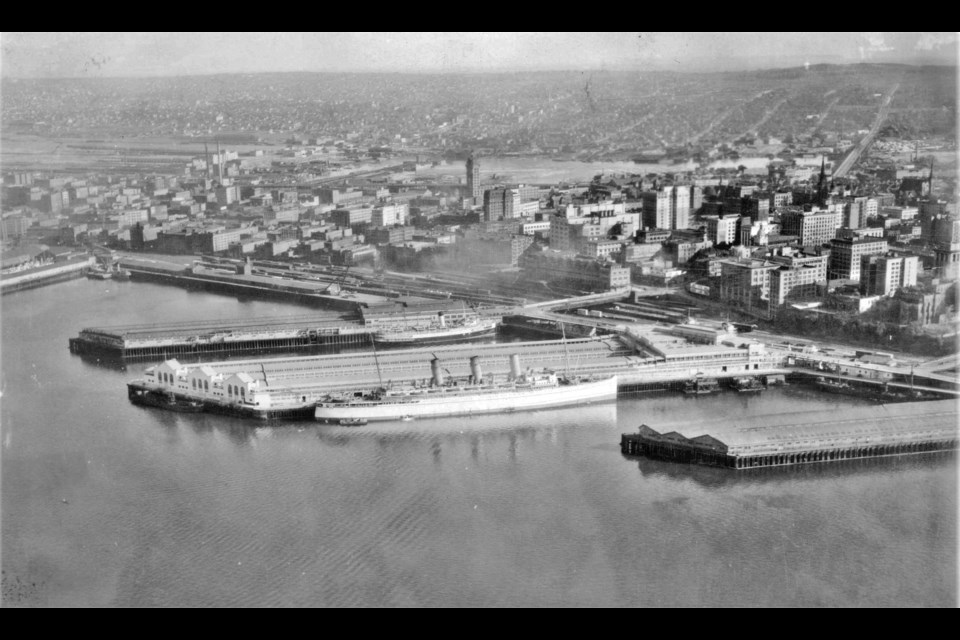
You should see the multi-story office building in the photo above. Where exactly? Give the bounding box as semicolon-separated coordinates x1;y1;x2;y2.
689;185;703;214
466;154;482;204
705;215;740;246
331;207;373;227
1;214;30;241
768;253;829;307
742;196;770;223
779;208;841;247
577;238;623;260
315;187;364;206
641;188;673;229
483;188;520;221
549;201;630;251
840;196;869;229
772;191;793;210
860;254;920;297
510;234;535;267
828;237;888;281
372;203;408;227
718;259;779;311
215;185;239;206
156;227;244;254
519;250;631;291
671;185;690;230
113;209;150;228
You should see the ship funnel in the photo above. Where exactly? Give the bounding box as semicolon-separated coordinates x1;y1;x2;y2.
438;311;446;328
509;354;522;381
431;358;444;387
470;356;483;384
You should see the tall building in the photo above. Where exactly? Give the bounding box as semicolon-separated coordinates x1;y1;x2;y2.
689;185;703;214
841;196;869;229
828;237;888;281
519;250;631;291
549;202;630;251
641;188;673;229
780;208;841;247
466;153;482;204
483;188;520;221
705;215;740;246
768;253;828;307
718;259;778;311
671;185;690;230
372;203;408;227
742;196;770;223
860;254;920;297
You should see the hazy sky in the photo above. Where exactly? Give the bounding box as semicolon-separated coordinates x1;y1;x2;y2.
1;32;957;78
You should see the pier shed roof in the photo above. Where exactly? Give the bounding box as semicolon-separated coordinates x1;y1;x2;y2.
637;400;958;458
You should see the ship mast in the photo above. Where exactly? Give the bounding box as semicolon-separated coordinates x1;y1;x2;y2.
560;321;571;379
370;335;384;389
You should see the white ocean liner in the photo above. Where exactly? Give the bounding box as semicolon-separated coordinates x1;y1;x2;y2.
373;317;499;345
315;355;617;423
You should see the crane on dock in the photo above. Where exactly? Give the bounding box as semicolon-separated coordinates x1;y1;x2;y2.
322;265;352;294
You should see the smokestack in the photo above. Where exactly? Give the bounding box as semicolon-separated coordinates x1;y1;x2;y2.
217;139;223;184
509;354;521;381
438;311;446;328
204;143;210;178
430;358;444;387
470;356;482;384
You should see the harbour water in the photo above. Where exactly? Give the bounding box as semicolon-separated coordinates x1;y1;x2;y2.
1;279;956;606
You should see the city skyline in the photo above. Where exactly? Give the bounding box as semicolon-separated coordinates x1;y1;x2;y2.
1;32;958;79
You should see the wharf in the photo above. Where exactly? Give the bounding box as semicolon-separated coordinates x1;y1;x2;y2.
126;335;794;420
119;257;389;310
1;256;95;295
70;314;371;360
621;400;959;470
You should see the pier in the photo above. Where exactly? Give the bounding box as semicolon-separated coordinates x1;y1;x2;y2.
70;314;372;360
621;400;959;469
120;316;958;420
118;256;529;309
119;258;384;310
125;334;795;419
1;256;95;295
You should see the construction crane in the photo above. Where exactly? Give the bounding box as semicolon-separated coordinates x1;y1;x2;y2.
322;265;351;294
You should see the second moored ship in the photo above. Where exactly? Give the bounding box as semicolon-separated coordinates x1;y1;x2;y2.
315;354;618;423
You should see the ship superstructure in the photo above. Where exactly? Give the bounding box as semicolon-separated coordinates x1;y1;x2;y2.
315;354;617;423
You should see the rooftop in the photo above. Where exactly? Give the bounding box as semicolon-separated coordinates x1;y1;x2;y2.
637;400;958;456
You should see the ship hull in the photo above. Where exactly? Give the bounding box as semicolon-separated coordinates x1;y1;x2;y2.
316;376;618;422
373;321;499;346
128;387;205;413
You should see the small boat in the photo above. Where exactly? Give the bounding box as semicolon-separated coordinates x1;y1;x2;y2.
730;377;764;393
400;415;414;422
338;418;368;427
815;376;853;394
130;388;205;413
86;268;112;280
683;376;720;395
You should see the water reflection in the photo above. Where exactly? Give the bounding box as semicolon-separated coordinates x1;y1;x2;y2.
5;280;956;607
74;351;128;371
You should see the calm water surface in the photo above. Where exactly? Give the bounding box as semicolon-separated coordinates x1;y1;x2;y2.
1;279;956;606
